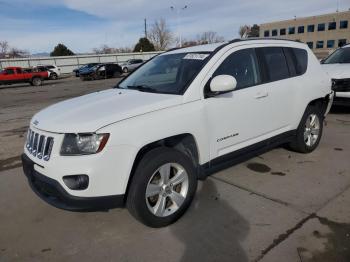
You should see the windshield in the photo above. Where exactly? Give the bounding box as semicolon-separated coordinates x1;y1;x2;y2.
117;52;210;95
323;47;350;64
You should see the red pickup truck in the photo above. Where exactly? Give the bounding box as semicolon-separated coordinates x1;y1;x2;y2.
0;67;48;86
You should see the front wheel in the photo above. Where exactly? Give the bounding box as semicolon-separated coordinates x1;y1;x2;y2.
289;105;323;153
123;67;128;73
127;147;198;227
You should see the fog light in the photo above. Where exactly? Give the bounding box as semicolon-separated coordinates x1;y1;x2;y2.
63;175;89;190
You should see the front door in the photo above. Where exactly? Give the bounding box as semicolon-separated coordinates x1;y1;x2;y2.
204;47;273;160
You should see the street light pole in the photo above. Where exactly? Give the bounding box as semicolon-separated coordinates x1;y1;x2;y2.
170;5;188;48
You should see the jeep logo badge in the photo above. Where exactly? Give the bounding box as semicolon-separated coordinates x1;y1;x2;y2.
33;120;39;126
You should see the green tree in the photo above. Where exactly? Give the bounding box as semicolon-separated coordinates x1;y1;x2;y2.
50;43;75;56
133;38;155;52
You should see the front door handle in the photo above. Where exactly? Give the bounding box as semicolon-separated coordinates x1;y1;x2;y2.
255;92;269;99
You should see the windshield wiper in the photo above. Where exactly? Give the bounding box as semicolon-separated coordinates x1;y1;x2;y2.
127;85;159;93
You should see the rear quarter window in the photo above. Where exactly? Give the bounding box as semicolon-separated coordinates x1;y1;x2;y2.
292;48;308;75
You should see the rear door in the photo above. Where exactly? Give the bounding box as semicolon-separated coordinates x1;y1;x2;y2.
256;47;297;132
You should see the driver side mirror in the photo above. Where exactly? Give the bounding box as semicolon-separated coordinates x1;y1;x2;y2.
320;58;325;64
210;75;237;93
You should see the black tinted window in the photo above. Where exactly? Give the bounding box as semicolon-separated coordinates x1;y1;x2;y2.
292;48;308;75
260;47;289;82
214;49;261;90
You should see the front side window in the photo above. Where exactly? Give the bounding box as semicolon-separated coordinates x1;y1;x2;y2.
118;52;210;94
298;26;304;34
260;47;290;82
328;22;336;30
327;40;335;48
307;25;315;32
213;49;261;90
340;20;348;29
323;47;350;64
318;23;325;31
316;41;324;49
289;27;295;34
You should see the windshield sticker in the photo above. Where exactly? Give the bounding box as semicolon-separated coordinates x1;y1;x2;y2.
183;53;209;60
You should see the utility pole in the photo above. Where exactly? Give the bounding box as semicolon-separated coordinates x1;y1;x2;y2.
144;18;148;38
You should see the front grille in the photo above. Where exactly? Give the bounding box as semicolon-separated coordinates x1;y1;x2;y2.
332;78;350;92
26;129;54;161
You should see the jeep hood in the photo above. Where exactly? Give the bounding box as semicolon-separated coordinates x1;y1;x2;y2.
32;89;183;133
321;64;350;79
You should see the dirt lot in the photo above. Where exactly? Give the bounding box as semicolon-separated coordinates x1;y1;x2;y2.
0;76;350;262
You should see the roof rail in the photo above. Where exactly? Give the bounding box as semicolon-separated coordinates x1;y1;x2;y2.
228;37;304;44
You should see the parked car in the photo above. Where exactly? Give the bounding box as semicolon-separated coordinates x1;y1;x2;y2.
73;63;100;77
79;63;123;80
321;43;350;106
22;39;333;227
119;59;144;73
0;67;48;86
36;65;61;80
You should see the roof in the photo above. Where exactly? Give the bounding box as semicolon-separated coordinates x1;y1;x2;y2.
165;38;307;55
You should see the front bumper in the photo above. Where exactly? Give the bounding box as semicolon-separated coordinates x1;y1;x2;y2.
21;153;125;211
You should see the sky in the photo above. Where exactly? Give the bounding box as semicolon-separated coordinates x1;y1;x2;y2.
0;0;349;54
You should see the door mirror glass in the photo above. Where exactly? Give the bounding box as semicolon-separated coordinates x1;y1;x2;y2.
210;75;237;93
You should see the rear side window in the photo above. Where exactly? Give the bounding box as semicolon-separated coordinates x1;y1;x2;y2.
259;47;289;82
213;48;261;90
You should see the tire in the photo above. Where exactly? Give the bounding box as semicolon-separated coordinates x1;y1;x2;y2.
31;77;42;86
50;73;58;80
289;105;324;153
123;67;128;73
127;147;198;227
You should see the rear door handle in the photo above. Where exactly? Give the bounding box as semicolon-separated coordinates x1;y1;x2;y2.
255;92;269;99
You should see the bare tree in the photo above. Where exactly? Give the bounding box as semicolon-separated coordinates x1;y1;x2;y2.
93;44;116;54
8;47;29;58
197;31;225;44
0;41;9;58
239;25;250;38
149;18;173;51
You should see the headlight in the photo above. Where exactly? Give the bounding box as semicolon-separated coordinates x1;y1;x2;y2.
60;133;110;155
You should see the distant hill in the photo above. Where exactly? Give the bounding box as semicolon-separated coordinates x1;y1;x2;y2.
31;52;50;57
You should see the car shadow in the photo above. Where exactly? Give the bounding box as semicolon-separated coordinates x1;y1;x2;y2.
170;179;249;262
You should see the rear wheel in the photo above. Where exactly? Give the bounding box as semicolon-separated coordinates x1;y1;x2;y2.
127;147;197;227
289;105;323;153
31;77;42;86
123;67;128;73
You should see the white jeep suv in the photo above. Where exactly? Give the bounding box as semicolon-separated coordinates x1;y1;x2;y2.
321;44;350;106
22;39;333;227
